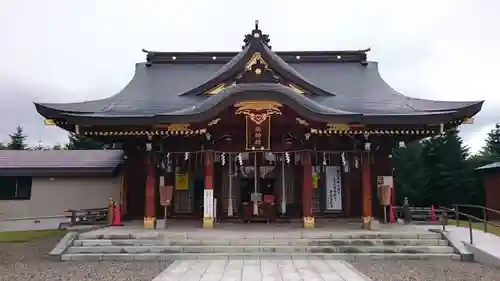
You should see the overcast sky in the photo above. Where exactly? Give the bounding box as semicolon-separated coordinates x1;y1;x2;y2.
0;0;499;152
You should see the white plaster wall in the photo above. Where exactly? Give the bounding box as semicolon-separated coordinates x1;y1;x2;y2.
0;177;120;219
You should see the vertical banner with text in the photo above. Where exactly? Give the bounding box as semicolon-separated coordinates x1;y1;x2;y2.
245;115;271;150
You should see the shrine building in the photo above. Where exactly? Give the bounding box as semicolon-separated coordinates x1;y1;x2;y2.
34;22;483;229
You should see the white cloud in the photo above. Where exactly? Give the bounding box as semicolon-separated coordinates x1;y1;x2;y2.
0;0;498;152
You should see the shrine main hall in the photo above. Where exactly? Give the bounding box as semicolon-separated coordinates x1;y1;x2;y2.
35;22;483;229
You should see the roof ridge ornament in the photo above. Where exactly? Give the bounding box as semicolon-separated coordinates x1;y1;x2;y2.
243;20;271;50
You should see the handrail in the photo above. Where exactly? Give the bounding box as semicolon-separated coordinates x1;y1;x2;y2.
452;204;500;216
451;204;500;233
440;206;500;245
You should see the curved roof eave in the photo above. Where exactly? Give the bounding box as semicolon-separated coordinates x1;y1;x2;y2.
371;62;485;113
59;83;483;126
33;63;145;118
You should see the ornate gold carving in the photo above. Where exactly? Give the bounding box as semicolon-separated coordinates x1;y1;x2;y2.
234;101;282;125
463;117;474;124
155;123;191;131
208;118;221;126
44;119;56;126
206;83;226;95
245;52;268;70
296;118;309;126
327;124;350;131
287;83;306;94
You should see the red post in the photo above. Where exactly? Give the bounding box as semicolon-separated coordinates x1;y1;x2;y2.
388;205;396;223
361;152;373;228
302;151;314;228
111;204;123;226
430;205;437;222
144;153;156;228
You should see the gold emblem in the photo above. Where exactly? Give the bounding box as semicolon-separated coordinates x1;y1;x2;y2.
208;118;221;126
234;101;282;125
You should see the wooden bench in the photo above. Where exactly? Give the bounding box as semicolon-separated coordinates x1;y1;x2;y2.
65;207;109;226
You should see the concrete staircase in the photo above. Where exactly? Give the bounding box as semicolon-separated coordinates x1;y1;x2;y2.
61;230;460;261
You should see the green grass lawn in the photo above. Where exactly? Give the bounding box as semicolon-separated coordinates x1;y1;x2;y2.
0;229;66;243
448;219;500;236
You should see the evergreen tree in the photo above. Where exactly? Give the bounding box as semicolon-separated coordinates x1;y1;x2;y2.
392;140;429;205
479;123;500;160
65;133;105;150
421;129;475;207
0;142;5;150
7;126;27;150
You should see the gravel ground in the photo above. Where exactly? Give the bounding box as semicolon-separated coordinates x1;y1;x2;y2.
350;260;500;281
0;235;172;281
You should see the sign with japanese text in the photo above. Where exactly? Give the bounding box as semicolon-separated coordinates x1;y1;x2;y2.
325;166;342;211
175;173;189;190
245;116;271;150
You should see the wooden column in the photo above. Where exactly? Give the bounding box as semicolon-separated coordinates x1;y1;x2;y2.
302;151;314;228
144;152;156;228
203;151;215;228
361;151;373;228
391;167;397;206
345;171;352;217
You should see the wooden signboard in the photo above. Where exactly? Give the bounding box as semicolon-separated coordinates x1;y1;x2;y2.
160;185;174;206
245;115;271;150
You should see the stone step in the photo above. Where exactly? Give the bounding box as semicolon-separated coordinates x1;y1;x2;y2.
78;232;442;240
61;252;461;261
67;245;455;254
73;238;449;247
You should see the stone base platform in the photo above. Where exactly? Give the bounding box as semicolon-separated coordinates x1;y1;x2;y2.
55;221;461;261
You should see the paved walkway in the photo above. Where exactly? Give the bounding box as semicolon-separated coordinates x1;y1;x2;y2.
152;260;371;281
425;225;500;260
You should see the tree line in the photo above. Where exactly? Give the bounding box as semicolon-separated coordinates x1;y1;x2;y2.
0;126;105;150
392;124;500;209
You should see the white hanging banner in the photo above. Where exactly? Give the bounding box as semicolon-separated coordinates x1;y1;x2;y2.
325;166;342;211
203;189;214;217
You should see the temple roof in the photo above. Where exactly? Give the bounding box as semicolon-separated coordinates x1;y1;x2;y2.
35;21;483;125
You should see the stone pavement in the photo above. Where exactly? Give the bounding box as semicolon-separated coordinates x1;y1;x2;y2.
152;260;371;281
424;225;500;265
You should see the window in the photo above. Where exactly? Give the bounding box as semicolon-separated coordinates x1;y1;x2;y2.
0;177;32;200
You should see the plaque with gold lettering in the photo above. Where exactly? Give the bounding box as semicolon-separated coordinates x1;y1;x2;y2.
245;115;271;150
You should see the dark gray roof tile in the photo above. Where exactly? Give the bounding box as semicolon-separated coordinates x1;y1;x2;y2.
0;150;123;169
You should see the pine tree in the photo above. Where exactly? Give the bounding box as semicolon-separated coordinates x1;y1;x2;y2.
7;126;27;150
480;123;500;160
421;129;475;207
392;140;429;205
65;133;105;150
0;142;5;150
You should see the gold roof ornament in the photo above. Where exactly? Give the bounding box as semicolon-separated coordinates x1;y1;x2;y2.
245;52;268;70
206;83;227;95
208;118;221;126
296;118;309;126
234;100;282;125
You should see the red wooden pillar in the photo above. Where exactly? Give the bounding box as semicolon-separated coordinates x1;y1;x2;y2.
302;151;314;228
391;168;397;206
361;151;373;228
144;152;156;228
203;151;214;228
